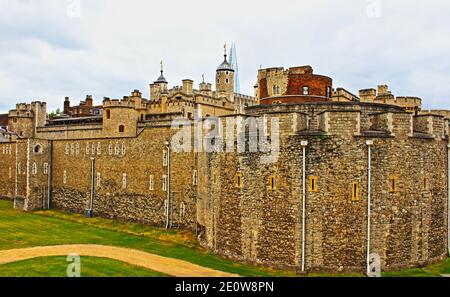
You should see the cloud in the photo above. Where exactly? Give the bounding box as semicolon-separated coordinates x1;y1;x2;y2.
0;0;450;113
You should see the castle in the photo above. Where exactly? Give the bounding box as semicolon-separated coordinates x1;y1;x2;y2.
0;50;449;274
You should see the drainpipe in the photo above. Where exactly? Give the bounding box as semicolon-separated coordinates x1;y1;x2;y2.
86;157;95;218
300;140;308;272
366;140;374;275
14;142;18;208
47;140;53;209
447;144;450;256
165;141;171;229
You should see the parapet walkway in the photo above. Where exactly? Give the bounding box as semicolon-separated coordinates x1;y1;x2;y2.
0;244;239;277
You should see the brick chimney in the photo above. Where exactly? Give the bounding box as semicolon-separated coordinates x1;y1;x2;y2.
86;95;93;107
64;97;71;114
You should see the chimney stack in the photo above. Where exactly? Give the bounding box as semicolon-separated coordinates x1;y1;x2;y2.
64;97;71;114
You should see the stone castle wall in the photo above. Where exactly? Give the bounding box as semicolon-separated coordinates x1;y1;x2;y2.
197;104;449;273
49;127;197;230
0;100;448;274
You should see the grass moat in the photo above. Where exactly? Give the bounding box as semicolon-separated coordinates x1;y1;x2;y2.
0;200;448;277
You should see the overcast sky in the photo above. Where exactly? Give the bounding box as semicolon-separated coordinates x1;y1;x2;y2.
1;0;450;113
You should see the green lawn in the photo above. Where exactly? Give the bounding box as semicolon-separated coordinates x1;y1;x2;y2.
382;258;450;277
0;200;293;277
1;200;448;277
0;256;168;277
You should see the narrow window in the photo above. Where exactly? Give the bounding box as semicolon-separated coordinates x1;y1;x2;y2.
193;170;198;186
43;163;48;175
122;173;127;190
106;110;111;119
97;142;102;155
108;143;113;155
423;177;428;191
163;148;168;166
389;176;397;193
326;86;331;98
65;144;69;155
351;182;360;201
309;176;318;192
149;175;155;191
32;162;37;175
119;125;125;133
86;142;90;155
121;142;126;155
162;175;167;191
97;173;101;187
235;173;243;189
114;142;119;155
63;170;67;185
18;163;21;175
91;143;95;155
303;86;310;95
180;202;186;217
70;143;74;155
273;85;280;95
75;143;79;156
268;175;277;191
226;78;229;83
9;167;12;179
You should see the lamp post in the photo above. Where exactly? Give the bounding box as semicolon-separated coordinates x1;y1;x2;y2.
86;157;95;218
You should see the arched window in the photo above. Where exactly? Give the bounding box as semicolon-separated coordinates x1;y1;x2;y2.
34;144;42;154
106;110;111;119
119;125;125;133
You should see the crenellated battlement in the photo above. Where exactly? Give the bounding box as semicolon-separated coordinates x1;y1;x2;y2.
103;90;146;110
359;85;422;113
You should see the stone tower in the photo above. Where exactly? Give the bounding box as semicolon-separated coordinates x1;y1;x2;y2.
150;61;168;100
216;45;235;102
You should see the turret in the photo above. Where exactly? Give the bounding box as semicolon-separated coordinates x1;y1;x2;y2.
215;45;235;101
150;61;168;100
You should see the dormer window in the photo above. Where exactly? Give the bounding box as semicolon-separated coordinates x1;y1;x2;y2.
303;86;309;95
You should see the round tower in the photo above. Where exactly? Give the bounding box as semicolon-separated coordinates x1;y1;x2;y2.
215;45;235;100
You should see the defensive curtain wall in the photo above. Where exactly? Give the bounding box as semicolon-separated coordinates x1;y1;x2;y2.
0;101;448;274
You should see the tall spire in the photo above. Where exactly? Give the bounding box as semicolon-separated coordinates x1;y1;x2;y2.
229;43;240;93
